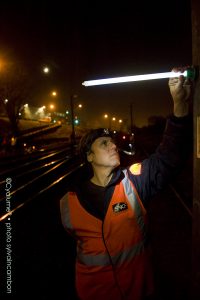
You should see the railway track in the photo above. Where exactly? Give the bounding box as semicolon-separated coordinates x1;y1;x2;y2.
0;133;192;221
0;141;83;221
0;133;193;299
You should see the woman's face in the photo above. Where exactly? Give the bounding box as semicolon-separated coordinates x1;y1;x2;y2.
87;137;120;169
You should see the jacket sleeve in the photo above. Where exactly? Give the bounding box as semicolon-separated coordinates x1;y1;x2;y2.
128;115;192;207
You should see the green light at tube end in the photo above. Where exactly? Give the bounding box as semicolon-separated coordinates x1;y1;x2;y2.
186;66;199;80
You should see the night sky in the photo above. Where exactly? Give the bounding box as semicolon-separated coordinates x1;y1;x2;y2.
0;0;192;127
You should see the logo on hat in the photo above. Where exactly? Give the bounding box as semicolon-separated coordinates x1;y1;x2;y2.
103;128;110;135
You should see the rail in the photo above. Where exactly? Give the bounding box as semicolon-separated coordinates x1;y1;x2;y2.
0;160;84;221
0;133;192;221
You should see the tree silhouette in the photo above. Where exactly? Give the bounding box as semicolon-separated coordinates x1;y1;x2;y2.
0;57;31;136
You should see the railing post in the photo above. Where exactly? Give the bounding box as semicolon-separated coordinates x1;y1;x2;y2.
70;94;76;153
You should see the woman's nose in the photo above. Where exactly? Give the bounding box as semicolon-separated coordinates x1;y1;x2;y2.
110;141;117;149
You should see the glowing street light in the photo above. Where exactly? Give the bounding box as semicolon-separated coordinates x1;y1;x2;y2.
103;114;109;128
103;114;121;129
51;91;57;97
70;94;78;147
49;104;55;110
43;66;50;74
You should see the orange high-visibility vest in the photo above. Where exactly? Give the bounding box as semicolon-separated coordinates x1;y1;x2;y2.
60;169;154;300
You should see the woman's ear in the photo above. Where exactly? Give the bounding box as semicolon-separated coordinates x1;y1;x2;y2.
87;152;93;163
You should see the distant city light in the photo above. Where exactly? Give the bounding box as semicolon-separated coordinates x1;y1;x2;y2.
51;91;57;97
49;104;55;109
43;66;50;73
82;70;187;86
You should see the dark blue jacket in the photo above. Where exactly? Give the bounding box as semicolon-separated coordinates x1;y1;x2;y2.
74;115;192;220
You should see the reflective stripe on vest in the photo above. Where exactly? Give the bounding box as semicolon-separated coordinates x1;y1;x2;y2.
60;193;73;230
122;169;146;239
62;171;147;268
76;171;147;266
60;172;153;299
77;240;145;266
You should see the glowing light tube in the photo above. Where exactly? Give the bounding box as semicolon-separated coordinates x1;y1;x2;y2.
82;70;187;87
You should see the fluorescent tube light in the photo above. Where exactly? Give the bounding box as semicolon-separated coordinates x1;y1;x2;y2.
82;70;187;87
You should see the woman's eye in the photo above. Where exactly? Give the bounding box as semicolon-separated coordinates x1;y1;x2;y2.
102;140;108;146
101;139;115;147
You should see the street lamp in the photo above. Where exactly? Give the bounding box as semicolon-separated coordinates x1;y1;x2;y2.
49;104;55;110
51;90;57;97
70;97;83;145
130;103;134;132
103;114;117;130
43;66;50;74
103;114;109;128
70;94;78;146
49;104;55;122
118;119;123;131
111;117;116;130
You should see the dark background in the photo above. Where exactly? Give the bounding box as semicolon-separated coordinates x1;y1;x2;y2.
0;0;192;127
